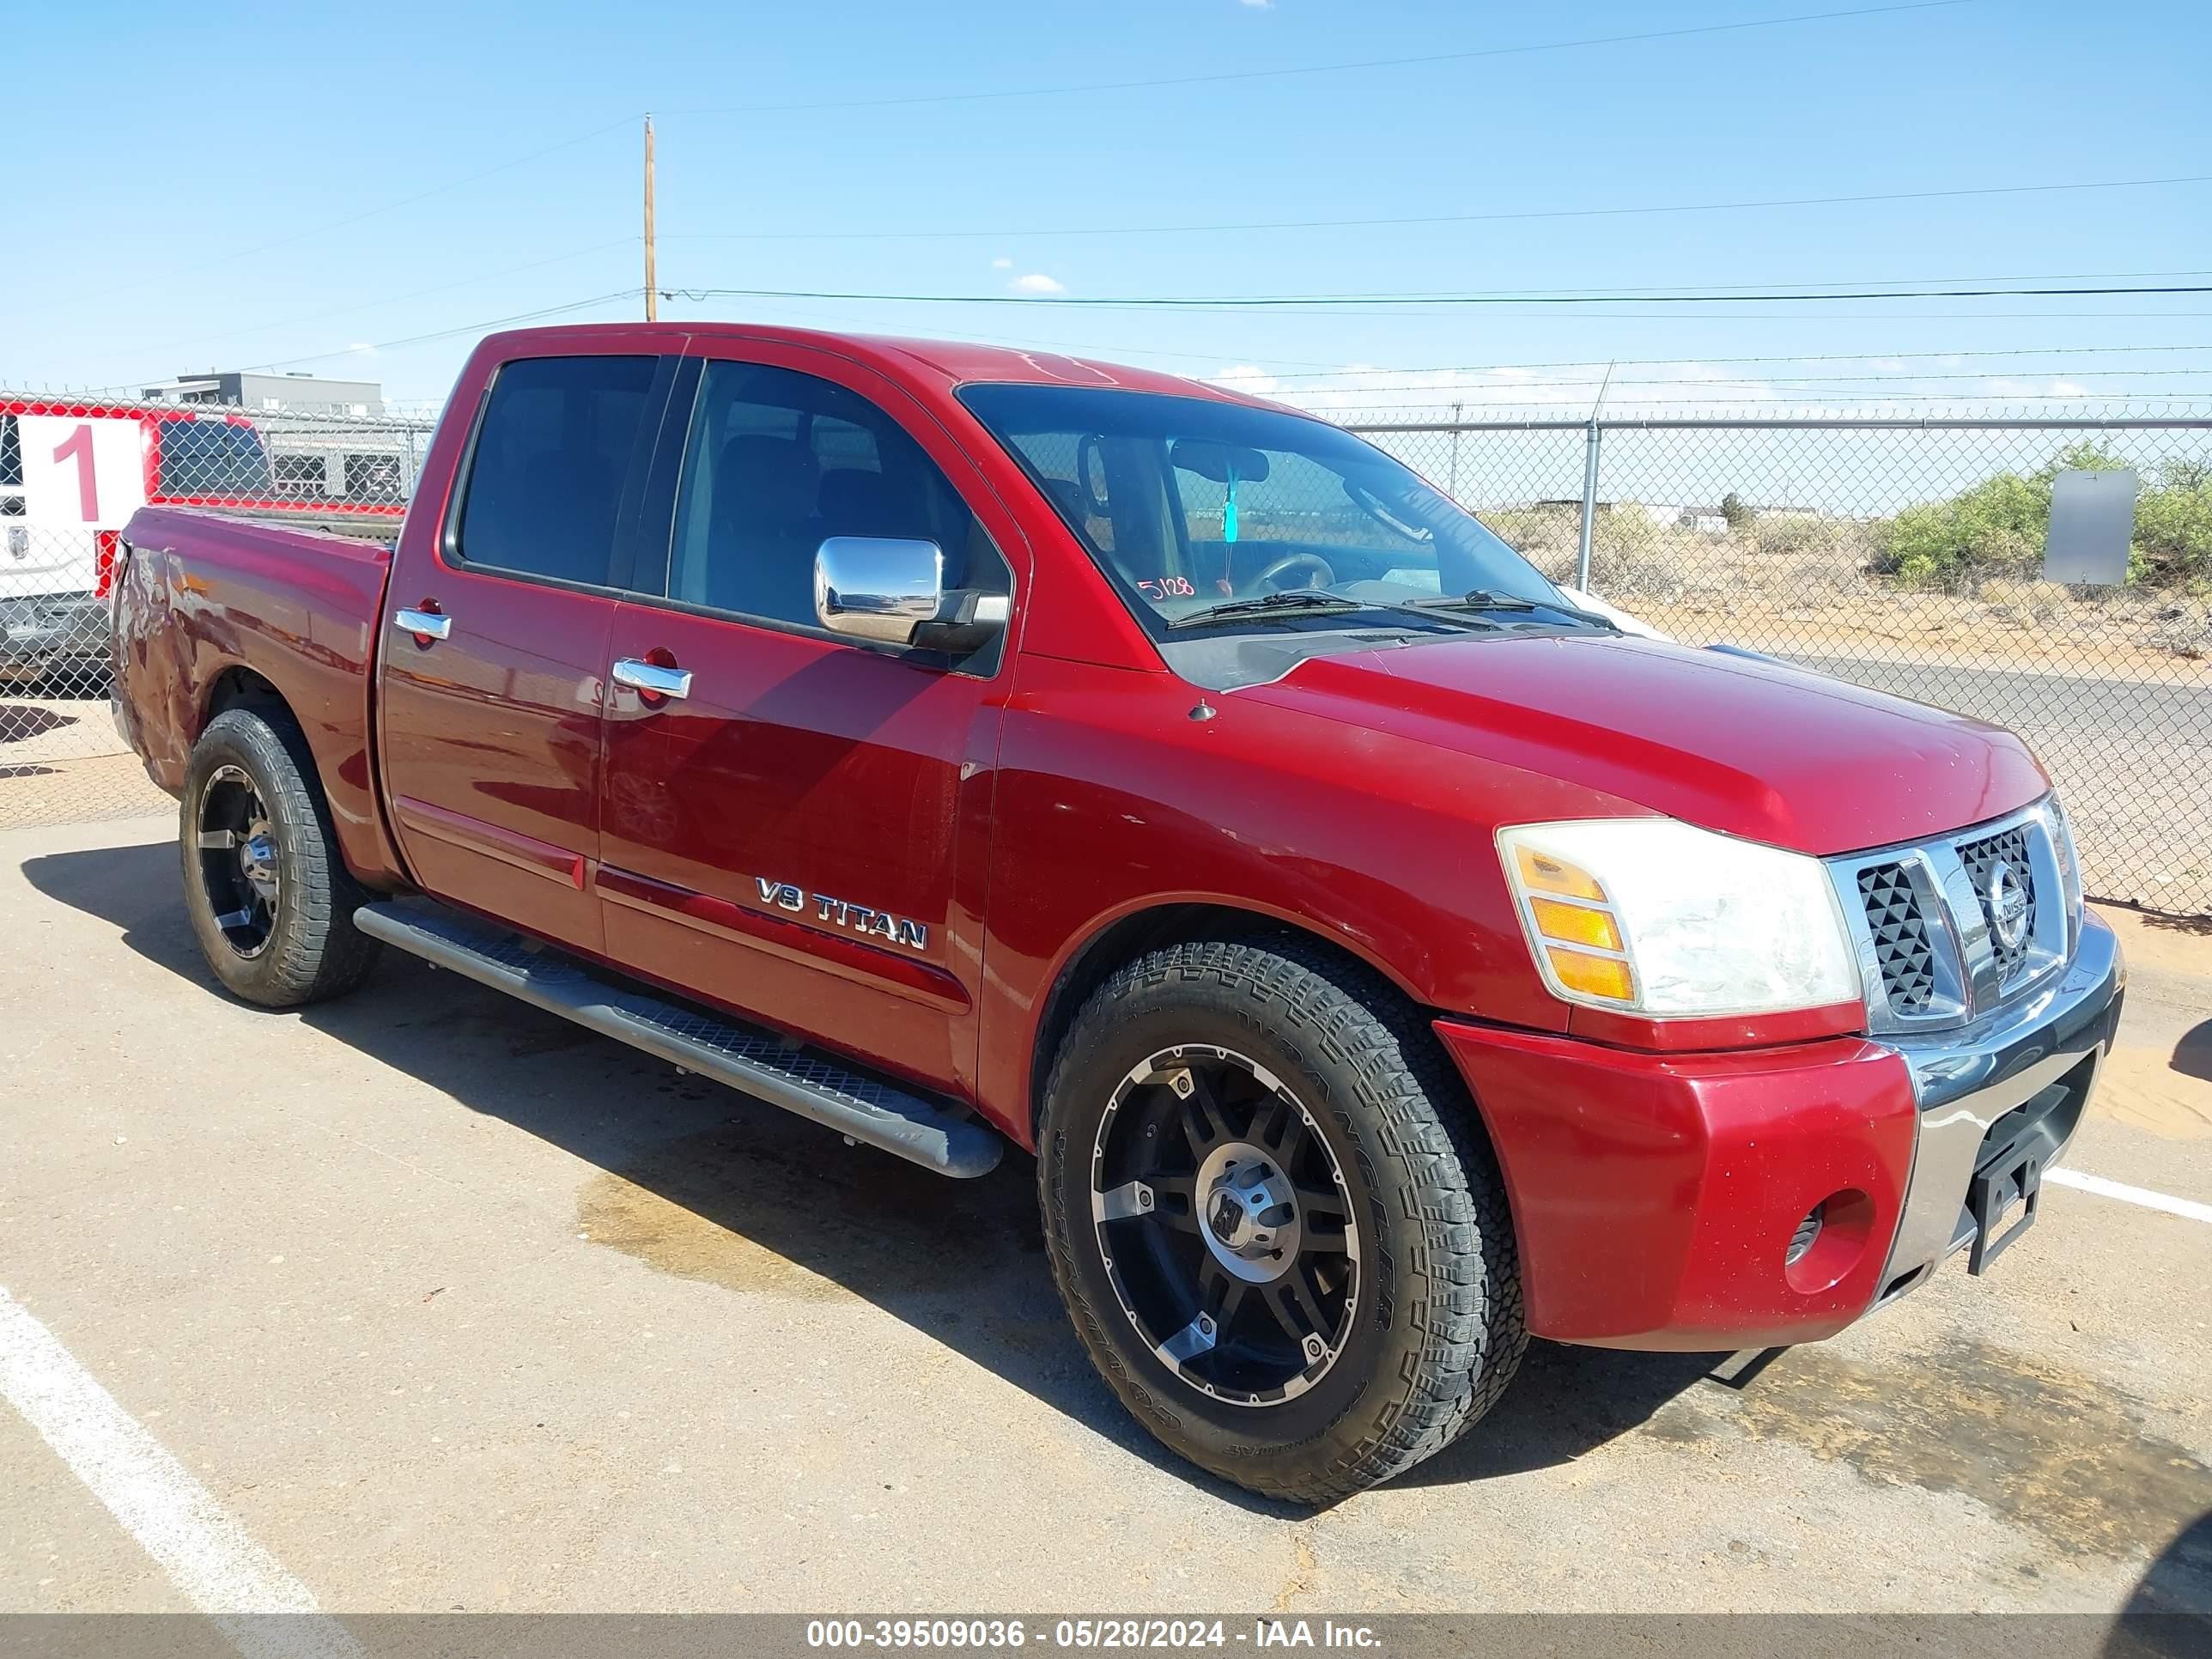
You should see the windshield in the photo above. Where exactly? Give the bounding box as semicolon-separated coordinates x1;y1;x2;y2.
958;383;1568;634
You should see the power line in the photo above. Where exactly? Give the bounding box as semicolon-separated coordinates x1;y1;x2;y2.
89;240;642;369
1326;388;2212;407
1246;366;2212;393
675;293;2212;323
1255;343;2212;384
663;173;2212;245
662;3;1973;115
239;290;644;374
665;281;2212;311
1234;368;2212;398
656;303;2212;378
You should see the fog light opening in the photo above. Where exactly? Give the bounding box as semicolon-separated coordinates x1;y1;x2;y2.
1783;1187;1876;1295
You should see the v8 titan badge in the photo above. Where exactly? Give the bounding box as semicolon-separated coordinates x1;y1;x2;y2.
756;877;928;951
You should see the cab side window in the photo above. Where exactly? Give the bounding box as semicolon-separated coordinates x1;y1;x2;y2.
453;356;658;587
667;361;1009;630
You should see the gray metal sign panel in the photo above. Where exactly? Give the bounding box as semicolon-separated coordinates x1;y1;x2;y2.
2044;468;2137;585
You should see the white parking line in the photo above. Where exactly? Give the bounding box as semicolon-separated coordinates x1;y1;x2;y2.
2048;1167;2212;1224
0;1286;360;1659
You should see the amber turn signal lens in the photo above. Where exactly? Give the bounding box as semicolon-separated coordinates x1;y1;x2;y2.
1513;844;1607;902
1528;896;1624;951
1547;947;1635;1002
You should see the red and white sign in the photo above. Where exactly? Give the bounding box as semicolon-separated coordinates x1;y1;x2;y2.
16;413;149;532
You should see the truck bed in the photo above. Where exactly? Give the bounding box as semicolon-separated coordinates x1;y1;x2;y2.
112;503;404;886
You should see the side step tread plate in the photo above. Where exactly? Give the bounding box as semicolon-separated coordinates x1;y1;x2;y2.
354;901;1002;1178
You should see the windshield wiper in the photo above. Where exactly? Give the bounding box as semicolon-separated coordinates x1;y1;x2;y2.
1414;587;1620;631
1167;588;1515;635
1164;590;1363;629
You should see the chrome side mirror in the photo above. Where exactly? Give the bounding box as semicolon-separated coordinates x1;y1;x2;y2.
814;537;944;644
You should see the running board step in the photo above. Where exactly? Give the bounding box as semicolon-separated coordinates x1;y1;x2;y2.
353;901;1003;1179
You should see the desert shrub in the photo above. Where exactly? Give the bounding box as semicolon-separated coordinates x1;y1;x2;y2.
2133;470;2212;588
2149;603;2210;659
1720;492;1756;531
1479;505;1580;563
1593;506;1663;557
1873;444;2212;590
1754;514;1876;562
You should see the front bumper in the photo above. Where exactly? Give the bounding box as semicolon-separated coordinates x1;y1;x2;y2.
1434;909;2124;1351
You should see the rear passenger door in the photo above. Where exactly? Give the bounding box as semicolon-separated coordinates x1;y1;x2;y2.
594;345;1023;1099
377;346;680;957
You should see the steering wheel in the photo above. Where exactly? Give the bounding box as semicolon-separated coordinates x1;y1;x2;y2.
1249;551;1336;593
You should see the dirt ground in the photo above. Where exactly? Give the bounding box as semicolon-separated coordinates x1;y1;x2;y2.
2;816;2207;1624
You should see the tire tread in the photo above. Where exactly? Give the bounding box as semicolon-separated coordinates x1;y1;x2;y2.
183;707;380;1007
1038;933;1525;1504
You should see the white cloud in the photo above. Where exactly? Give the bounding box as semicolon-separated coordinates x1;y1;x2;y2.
1240;0;1274;9
1209;364;1281;396
1009;272;1066;295
991;256;1013;269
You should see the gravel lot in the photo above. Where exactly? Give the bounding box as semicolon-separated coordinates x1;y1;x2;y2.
2;816;2209;1620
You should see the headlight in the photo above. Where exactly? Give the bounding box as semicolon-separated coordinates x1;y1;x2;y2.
1498;818;1861;1018
2048;794;2085;942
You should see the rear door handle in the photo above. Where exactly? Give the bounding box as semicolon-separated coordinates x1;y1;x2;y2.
611;658;693;701
392;608;452;641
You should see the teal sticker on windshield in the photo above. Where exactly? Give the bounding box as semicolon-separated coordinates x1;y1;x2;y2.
1224;463;1240;544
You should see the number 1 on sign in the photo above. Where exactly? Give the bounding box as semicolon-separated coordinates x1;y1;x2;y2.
52;424;98;521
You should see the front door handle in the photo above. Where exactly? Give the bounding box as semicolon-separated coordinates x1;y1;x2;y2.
392;607;452;641
611;658;693;701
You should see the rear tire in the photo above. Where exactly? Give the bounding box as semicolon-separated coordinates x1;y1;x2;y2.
1037;936;1524;1503
180;708;381;1007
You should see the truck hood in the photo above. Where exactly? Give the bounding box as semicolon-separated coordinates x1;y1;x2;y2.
1243;632;2048;856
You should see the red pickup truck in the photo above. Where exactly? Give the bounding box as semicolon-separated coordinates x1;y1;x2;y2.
110;323;2123;1502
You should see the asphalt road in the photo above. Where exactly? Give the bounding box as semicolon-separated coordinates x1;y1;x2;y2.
2;817;2209;1626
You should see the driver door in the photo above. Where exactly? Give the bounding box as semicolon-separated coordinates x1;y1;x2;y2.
593;343;1024;1100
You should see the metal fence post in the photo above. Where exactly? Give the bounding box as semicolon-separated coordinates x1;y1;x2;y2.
1574;415;1601;592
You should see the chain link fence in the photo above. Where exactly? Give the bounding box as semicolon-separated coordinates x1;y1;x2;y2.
6;389;2209;916
2;392;434;831
1346;407;2212;915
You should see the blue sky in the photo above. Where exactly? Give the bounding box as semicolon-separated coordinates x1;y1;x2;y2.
3;0;2209;412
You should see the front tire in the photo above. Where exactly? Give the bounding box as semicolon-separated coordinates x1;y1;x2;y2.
180;708;381;1007
1037;937;1524;1503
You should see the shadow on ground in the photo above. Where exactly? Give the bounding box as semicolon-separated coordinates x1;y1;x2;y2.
1;703;72;744
26;836;1725;1510
2140;908;2212;939
2112;1509;2212;1649
2175;1020;2212;1085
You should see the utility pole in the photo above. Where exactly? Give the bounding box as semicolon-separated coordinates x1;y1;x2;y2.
643;113;658;322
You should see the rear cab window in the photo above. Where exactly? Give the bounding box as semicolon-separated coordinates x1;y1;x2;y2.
450;356;661;588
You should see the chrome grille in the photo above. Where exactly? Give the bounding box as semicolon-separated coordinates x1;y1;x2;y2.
1830;798;2073;1034
1857;862;1936;1015
1956;825;2038;987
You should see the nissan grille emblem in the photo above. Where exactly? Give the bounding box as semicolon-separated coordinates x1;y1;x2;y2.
1984;860;2030;951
